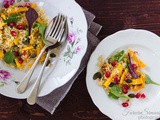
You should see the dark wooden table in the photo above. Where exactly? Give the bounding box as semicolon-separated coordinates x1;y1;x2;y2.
1;0;160;120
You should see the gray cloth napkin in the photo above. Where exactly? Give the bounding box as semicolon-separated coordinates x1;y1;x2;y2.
36;9;102;114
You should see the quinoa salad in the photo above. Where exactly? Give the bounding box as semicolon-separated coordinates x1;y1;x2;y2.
0;2;48;70
93;49;160;107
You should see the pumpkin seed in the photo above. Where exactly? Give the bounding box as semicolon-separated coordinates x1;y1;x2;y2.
93;72;102;80
128;94;135;98
125;79;132;83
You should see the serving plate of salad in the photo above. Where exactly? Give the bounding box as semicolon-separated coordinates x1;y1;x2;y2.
86;29;160;120
0;0;88;99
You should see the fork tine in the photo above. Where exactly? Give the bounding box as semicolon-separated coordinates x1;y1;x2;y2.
53;15;65;39
46;14;61;38
50;14;63;37
56;17;67;40
54;15;66;39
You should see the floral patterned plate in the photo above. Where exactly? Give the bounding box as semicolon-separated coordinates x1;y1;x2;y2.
0;0;88;99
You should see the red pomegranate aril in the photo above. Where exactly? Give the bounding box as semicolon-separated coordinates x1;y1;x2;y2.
18;58;23;64
105;71;110;78
141;93;146;99
101;65;105;70
122;102;129;107
123;84;129;90
17;25;24;30
13;51;19;56
25;3;30;8
122;88;128;94
9;22;16;27
111;61;117;66
125;73;131;78
114;76;119;84
132;64;137;69
4;3;10;8
135;93;141;98
11;31;16;36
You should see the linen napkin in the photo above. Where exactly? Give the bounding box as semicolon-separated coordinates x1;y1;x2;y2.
36;9;102;114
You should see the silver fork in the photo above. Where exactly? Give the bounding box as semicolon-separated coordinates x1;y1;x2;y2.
16;14;68;94
27;17;68;105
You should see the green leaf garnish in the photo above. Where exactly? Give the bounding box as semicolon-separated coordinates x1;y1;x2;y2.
145;74;160;86
4;14;19;24
108;92;119;99
4;51;15;64
34;23;47;44
109;50;125;63
109;85;129;99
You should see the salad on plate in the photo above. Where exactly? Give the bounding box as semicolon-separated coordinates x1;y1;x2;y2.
0;0;52;70
93;48;160;107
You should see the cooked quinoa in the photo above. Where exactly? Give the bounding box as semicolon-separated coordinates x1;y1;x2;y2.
0;3;48;70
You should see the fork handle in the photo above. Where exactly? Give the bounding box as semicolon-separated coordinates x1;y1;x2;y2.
27;50;51;105
16;46;47;93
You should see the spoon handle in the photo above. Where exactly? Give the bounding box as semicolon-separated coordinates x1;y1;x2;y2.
27;49;51;105
16;46;47;93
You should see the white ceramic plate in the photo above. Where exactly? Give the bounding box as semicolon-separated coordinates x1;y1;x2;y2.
86;29;160;120
0;0;88;99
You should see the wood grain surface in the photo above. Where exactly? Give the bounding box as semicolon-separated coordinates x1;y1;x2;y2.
1;0;160;120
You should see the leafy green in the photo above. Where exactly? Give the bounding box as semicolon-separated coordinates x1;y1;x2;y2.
4;51;15;64
145;74;160;86
34;23;47;43
4;14;19;24
108;92;119;99
108;85;129;99
110;50;125;63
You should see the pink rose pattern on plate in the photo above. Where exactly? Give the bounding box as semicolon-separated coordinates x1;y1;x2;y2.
63;17;83;65
0;70;11;87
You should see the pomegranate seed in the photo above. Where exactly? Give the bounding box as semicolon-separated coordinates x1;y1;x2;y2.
9;22;16;27
135;93;141;98
18;58;23;64
10;31;16;36
25;3;30;8
105;71;110;78
122;102;129;107
141;93;146;99
4;3;10;8
17;25;24;30
21;51;26;56
101;65;105;70
125;73;131;78
132;64;137;69
123;84;129;90
111;61;117;66
114;76;119;84
13;51;19;56
122;88;128;94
